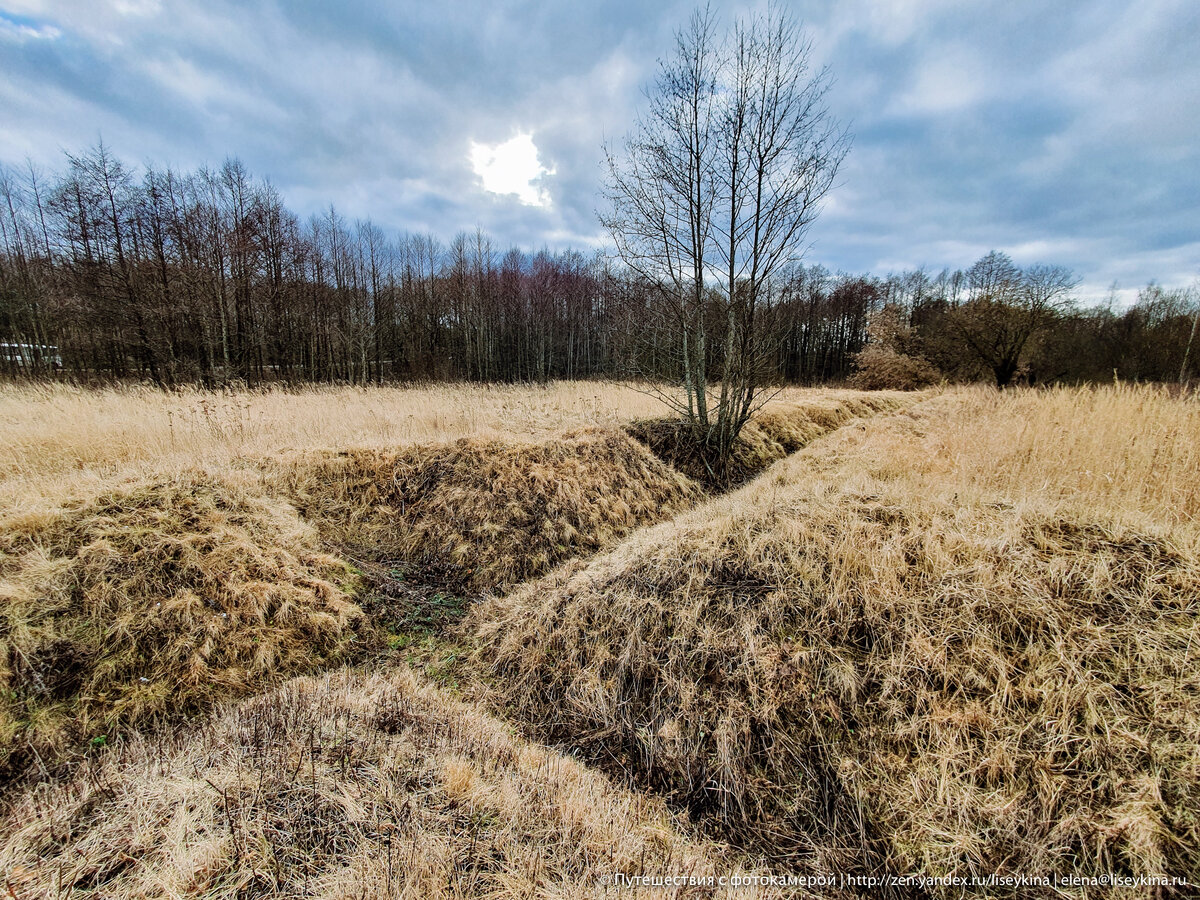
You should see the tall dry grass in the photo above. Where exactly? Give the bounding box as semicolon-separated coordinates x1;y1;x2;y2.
0;381;660;513
858;383;1200;530
0;381;904;515
0;667;780;899
471;384;1200;896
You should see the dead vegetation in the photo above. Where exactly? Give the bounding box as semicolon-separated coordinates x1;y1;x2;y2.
0;474;363;779
277;429;703;592
625;394;907;487
0;386;900;788
0;381;721;516
7;381;1192;896
471;385;1200;896
0;667;781;899
849;345;942;390
274;395;907;592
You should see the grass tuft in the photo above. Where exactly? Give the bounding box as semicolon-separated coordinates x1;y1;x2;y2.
0;474;363;777
277;428;705;592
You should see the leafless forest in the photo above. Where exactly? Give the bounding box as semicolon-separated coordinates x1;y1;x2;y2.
1;147;1196;390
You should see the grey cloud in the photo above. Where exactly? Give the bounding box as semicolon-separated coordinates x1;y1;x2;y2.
0;0;1195;296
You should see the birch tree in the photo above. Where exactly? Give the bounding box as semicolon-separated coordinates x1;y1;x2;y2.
602;4;849;475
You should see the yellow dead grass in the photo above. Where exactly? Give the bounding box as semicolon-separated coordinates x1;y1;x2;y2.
0;383;905;782
0;473;363;776
272;393;909;591
0;381;665;515
0;381;905;515
7;380;1190;895
471;384;1200;895
277;429;703;591
853;383;1200;529
0;666;783;899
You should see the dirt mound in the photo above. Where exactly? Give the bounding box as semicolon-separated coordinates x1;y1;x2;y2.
626;395;906;486
279;429;703;592
0;667;777;899
471;454;1200;893
0;475;362;778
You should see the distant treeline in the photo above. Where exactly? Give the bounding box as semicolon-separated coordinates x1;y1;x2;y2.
1;144;1196;386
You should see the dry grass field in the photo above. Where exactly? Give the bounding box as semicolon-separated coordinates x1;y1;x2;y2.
1;380;1197;898
474;383;1200;894
1;667;780;900
0;381;669;514
0;382;902;779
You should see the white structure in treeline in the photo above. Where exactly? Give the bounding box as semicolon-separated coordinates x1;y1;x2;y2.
0;343;62;368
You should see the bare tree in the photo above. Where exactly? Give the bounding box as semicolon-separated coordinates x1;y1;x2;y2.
602;4;848;475
951;251;1078;388
1181;284;1200;385
602;7;720;426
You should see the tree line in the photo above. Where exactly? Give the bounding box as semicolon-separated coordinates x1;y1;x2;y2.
1;144;1196;388
0;145;619;385
855;255;1198;388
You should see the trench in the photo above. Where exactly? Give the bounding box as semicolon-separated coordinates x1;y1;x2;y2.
328;395;912;650
0;393;919;895
324;398;925;898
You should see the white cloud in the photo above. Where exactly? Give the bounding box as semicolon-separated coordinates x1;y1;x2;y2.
112;0;161;14
891;47;988;115
0;16;59;42
469;133;553;207
0;0;1194;283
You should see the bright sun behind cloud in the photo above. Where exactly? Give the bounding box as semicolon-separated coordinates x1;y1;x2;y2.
469;133;553;207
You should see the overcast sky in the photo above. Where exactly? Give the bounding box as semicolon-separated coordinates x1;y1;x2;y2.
1;0;1196;302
